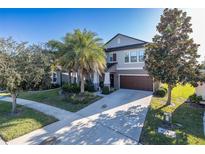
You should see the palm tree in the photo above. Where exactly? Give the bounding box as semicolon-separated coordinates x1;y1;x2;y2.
67;29;106;93
59;49;76;83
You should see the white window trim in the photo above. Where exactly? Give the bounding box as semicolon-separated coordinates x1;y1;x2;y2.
118;74;150;76
109;52;117;63
117;67;143;70
130;51;138;63
124;51;130;63
51;72;57;84
124;50;145;64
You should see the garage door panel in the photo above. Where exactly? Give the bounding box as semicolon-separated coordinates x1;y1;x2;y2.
120;76;153;91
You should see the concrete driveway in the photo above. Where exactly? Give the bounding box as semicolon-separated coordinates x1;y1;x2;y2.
7;89;152;145
58;89;152;145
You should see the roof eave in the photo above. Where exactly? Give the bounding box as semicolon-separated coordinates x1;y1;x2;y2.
105;42;147;52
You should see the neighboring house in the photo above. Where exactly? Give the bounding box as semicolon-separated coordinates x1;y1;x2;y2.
103;33;158;91
51;70;78;86
52;33;159;92
196;69;205;100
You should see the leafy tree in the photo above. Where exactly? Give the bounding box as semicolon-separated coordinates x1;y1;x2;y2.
0;38;52;113
145;8;201;105
0;38;26;113
17;44;52;90
64;29;106;93
47;39;74;83
200;57;205;69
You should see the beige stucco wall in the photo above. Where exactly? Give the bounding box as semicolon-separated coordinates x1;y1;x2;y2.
196;83;205;100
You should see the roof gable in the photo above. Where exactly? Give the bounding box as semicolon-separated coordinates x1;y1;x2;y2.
105;34;147;49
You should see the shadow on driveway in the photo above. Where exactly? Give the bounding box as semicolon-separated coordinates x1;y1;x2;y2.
8;89;152;145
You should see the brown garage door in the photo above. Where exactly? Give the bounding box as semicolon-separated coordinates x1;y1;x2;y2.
120;75;153;91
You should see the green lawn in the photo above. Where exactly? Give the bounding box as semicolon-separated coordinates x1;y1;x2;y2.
140;84;205;145
0;101;57;141
18;88;101;112
0;92;10;97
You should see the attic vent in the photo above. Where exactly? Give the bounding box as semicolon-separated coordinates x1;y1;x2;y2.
117;38;121;44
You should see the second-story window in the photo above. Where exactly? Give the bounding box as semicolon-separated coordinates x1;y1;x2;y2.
124;49;145;63
124;52;129;63
109;55;113;62
109;53;116;62
130;51;138;62
138;50;145;62
113;53;116;61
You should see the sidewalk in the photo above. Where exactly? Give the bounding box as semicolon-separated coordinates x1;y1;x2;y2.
0;96;82;145
0;97;76;120
0;90;152;145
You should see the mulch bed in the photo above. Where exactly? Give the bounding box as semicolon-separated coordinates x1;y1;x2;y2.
188;102;205;109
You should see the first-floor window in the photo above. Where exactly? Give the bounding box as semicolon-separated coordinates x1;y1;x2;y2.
124;52;129;63
53;73;57;82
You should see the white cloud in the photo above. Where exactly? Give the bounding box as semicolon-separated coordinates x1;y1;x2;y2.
184;8;205;63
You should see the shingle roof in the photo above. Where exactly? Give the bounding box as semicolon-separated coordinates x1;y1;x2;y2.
104;33;148;52
104;33;147;46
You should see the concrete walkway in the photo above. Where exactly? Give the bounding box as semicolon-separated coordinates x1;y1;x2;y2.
0;97;76;120
1;89;152;145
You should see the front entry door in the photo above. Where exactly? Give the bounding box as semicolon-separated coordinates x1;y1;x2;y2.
110;74;114;87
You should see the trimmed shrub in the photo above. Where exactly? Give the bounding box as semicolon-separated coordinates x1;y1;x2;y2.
99;81;104;89
68;92;96;104
102;86;110;95
62;83;70;93
153;87;167;97
189;94;203;104
62;83;80;94
51;83;60;89
85;80;96;92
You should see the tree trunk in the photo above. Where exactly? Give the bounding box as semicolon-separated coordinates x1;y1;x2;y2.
80;72;85;93
68;71;71;84
11;93;17;113
166;84;172;105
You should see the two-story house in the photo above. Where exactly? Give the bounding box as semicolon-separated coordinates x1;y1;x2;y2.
102;33;158;91
52;33;159;92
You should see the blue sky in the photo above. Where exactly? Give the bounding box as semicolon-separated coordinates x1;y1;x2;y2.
0;8;204;62
0;8;163;43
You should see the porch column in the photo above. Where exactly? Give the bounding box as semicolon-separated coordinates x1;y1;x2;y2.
76;71;79;84
104;72;110;89
196;83;205;100
93;72;99;90
71;72;76;83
